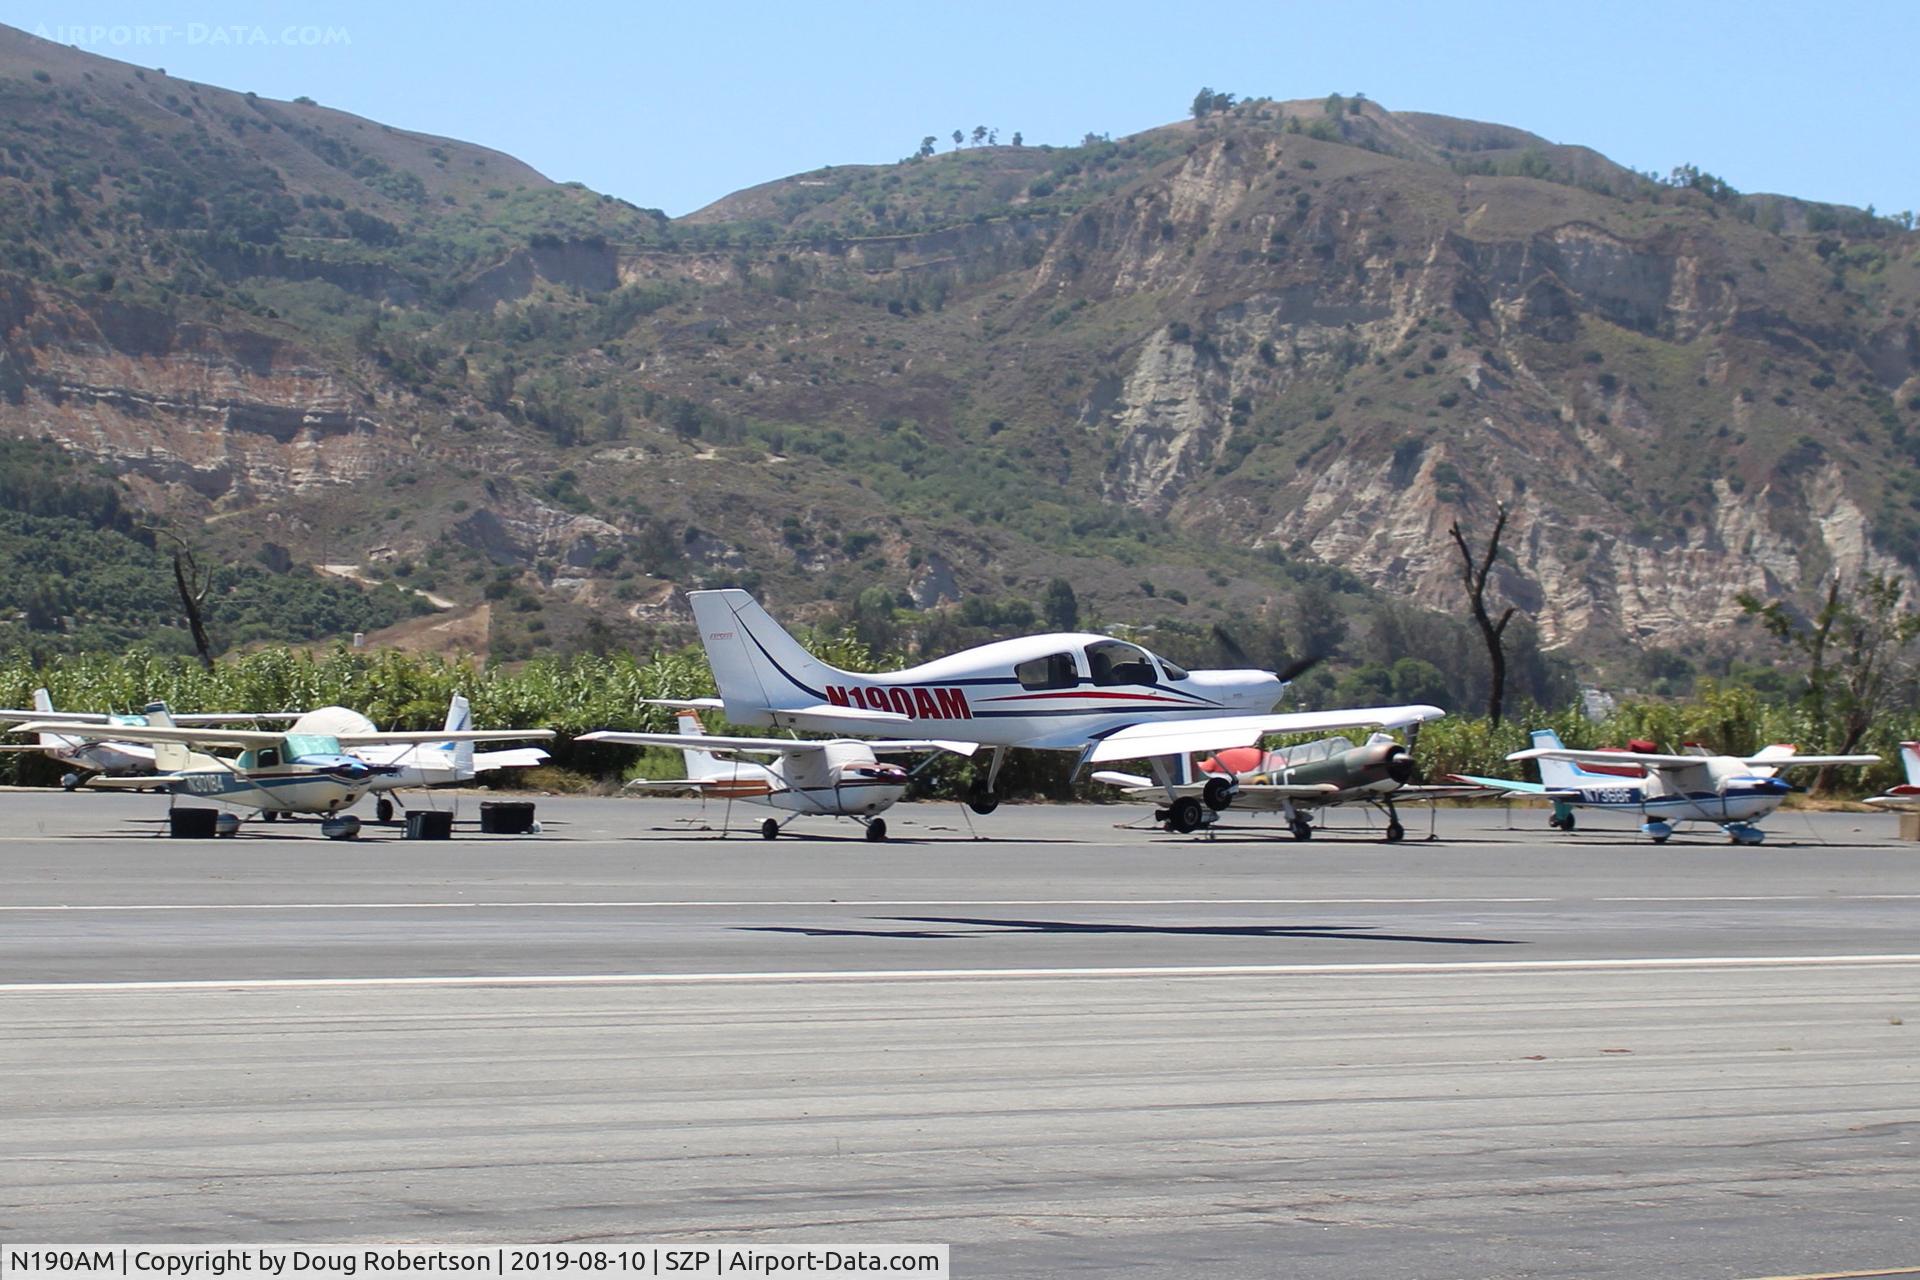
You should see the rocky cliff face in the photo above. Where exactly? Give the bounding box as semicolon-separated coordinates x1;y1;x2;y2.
1;277;391;502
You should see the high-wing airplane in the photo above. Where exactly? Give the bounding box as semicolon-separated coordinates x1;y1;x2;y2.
288;695;552;822
0;688;267;788
686;589;1444;816
17;705;554;838
1094;732;1489;840
578;703;970;841
1453;727;1879;844
1864;742;1920;807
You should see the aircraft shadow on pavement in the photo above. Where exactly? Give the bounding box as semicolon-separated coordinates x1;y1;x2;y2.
740;915;1522;945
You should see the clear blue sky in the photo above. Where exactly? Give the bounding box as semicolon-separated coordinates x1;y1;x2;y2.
17;0;1919;217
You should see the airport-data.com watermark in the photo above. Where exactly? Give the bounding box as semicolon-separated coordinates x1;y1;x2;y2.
32;21;351;48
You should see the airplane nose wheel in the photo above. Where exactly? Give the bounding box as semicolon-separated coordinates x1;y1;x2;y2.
375;797;394;824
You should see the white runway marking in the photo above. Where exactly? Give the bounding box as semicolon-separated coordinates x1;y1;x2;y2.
3;953;1918;994
4;893;1920;912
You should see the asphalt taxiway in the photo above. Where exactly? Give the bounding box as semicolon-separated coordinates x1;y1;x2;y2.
2;790;1916;1279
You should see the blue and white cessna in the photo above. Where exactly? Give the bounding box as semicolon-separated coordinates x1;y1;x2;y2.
1459;728;1878;845
16;704;552;838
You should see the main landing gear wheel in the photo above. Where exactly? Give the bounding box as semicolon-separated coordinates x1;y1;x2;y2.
1201;775;1235;812
1549;813;1576;832
1385;820;1405;843
1289;817;1313;841
60;773;80;792
761;818;780;840
1167;796;1205;834
375;797;394;824
966;787;1000;816
262;810;278;823
865;819;888;842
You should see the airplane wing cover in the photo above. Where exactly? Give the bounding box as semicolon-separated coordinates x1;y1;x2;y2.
1084;705;1445;764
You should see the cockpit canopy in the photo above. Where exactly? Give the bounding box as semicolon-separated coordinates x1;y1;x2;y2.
1013;639;1190;691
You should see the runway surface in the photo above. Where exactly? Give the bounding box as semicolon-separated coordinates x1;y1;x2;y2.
2;790;1917;1278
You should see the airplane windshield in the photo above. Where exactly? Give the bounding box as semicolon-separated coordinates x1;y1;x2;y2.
1157;657;1189;681
282;734;342;758
1085;640;1156;687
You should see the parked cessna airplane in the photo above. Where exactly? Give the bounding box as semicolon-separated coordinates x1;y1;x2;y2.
1095;731;1486;840
579;703;970;840
288;695;551;822
0;688;265;788
1864;742;1920;807
686;589;1444;815
17;706;553;838
1454;728;1878;844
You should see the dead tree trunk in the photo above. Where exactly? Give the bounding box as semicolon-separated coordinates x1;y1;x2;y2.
157;530;216;669
1449;506;1516;725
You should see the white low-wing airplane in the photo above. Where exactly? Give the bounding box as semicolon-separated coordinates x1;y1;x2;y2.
18;705;554;838
578;702;971;841
1456;727;1878;844
288;695;551;822
1095;732;1489;840
686;589;1444;816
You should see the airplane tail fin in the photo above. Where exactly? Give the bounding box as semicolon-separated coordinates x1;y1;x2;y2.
31;688;76;751
687;589;854;726
1528;728;1587;790
447;694;474;774
1902;742;1920;787
674;710;724;777
143;702;191;772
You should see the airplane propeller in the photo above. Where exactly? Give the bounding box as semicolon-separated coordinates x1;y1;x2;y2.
1209;624;1325;684
1275;654;1325;684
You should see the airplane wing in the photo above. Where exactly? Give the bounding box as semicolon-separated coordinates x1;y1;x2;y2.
636;697;727;710
83;772;197;789
1083;705;1446;765
866;740;978;756
1446;774;1578;799
334;730;555;747
1087;771;1337;807
0;710;285;725
1507;747;1879;771
578;730;826;756
16;722;285;749
763;703;913;727
17;723;554;750
471;747;550;771
1733;753;1880;769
